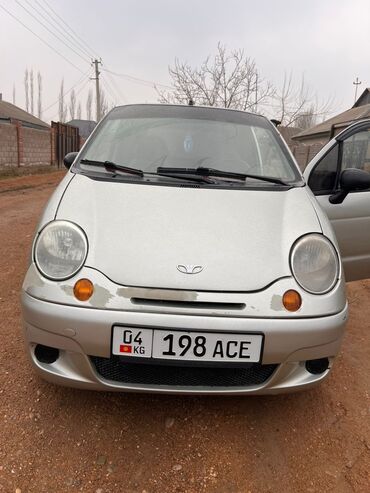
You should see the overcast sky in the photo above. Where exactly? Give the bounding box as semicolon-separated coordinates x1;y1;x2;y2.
0;0;369;122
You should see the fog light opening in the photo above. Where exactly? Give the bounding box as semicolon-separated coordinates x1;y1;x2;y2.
73;278;94;301
282;290;302;312
34;344;60;364
305;358;329;375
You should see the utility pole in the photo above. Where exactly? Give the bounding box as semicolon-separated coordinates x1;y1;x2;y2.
91;59;102;121
353;77;362;104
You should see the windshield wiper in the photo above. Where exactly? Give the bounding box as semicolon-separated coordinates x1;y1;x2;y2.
157;166;289;186
80;159;144;177
79;159;211;183
79;161;289;186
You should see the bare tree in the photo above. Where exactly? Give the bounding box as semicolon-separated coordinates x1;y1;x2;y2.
86;89;93;120
30;69;34;115
77;102;82;120
24;69;29;112
294;106;317;130
58;79;67;122
99;88;109;118
12;84;16;105
157;43;274;111
37;72;42;119
273;73;333;128
69;89;76;120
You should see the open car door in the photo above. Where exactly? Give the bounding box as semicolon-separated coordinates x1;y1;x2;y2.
304;120;370;282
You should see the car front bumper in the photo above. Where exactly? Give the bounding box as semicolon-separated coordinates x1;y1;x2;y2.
21;291;348;394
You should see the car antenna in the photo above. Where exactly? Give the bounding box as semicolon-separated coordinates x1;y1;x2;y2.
270;119;281;127
188;98;195;106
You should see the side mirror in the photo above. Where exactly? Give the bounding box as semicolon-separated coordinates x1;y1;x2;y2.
63;152;78;169
329;168;370;204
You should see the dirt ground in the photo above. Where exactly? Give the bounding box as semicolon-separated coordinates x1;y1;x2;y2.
0;172;369;493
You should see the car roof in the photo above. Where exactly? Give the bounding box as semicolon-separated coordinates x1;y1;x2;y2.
107;103;270;127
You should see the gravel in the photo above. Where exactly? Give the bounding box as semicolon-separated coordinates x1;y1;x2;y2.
0;172;369;492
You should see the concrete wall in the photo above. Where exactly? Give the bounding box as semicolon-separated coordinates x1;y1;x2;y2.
279;128;329;171
0;120;51;168
0;122;18;167
23;126;51;166
291;141;326;170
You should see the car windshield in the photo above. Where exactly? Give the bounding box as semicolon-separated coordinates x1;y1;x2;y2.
76;105;301;184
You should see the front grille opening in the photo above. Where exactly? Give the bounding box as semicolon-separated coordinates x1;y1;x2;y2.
90;356;277;388
131;298;246;310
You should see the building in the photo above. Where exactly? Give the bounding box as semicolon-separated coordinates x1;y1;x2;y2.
0;95;84;168
0;95;51;167
66;119;96;140
292;87;370;146
286;87;370;169
0;97;49;130
277;126;303;149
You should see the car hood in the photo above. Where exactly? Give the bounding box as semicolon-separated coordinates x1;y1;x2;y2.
56;174;321;291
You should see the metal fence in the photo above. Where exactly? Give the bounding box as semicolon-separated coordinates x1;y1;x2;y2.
51;122;80;167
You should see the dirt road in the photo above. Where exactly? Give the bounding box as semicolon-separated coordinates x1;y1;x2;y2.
0;172;369;493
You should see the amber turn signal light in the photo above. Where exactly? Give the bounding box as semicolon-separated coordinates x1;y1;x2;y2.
73;279;94;301
282;290;302;312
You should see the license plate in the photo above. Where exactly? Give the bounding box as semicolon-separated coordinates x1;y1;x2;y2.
112;326;263;363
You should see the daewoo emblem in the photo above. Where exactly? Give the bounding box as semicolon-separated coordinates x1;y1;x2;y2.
177;264;204;275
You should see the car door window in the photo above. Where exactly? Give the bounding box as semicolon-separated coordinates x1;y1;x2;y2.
308;144;339;194
308;128;370;195
306;124;370;283
342;129;370;173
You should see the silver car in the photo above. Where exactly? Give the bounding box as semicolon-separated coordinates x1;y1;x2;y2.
21;105;370;394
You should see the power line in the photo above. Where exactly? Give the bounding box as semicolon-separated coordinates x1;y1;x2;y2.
34;0;96;61
33;0;92;59
48;76;91;121
14;0;90;65
102;71;127;104
0;2;84;73
43;69;92;113
38;0;100;59
2;0;173;105
26;0;93;60
101;76;118;104
107;72;128;104
102;67;173;91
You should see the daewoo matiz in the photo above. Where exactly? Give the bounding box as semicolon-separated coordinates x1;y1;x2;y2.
21;105;370;394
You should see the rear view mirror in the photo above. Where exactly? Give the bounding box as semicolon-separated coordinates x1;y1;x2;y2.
63;152;78;169
329;168;370;204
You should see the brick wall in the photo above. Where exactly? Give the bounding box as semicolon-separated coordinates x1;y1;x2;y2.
0;122;18;167
0;120;51;168
0;119;327;171
23;126;51;166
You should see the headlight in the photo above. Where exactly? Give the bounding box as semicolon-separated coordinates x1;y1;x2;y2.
290;234;339;294
34;221;88;280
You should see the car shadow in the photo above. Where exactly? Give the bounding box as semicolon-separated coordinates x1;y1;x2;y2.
43;377;326;430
